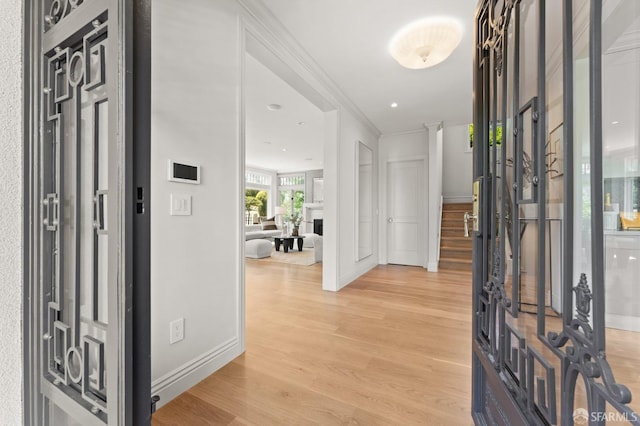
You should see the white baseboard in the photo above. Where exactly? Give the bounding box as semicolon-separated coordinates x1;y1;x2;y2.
151;337;242;409
443;196;472;203
338;257;378;290
427;262;439;272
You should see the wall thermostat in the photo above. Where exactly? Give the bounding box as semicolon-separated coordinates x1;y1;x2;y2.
167;160;200;184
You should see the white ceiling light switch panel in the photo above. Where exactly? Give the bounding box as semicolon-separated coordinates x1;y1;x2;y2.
170;194;192;216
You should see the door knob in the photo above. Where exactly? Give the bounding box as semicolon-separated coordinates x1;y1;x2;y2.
387;217;393;223
464;211;477;238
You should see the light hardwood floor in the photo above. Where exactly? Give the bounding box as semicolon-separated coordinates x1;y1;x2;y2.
153;262;474;425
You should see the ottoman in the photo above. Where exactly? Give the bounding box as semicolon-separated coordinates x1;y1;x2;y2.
245;239;273;259
301;233;317;248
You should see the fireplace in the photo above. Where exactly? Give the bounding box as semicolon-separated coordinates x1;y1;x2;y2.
313;219;323;236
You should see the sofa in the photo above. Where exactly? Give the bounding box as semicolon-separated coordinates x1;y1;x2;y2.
245;224;282;241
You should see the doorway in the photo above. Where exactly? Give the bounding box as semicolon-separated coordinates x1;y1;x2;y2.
242;29;339;292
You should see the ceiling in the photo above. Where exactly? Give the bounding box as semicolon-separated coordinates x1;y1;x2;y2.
246;0;478;172
245;53;325;173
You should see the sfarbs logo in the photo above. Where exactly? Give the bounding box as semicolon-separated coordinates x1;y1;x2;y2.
573;408;589;425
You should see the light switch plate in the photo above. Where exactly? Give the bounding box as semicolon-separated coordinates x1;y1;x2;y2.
170;194;192;216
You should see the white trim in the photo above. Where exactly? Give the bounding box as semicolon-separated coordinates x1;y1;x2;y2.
425;122;443;272
380;128;429;138
322;110;341;292
339;258;377;290
238;19;247;355
237;0;381;138
444;195;473;203
151;338;242;409
354;140;375;263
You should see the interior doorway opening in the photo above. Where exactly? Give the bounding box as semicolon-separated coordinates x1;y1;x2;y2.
242;28;339;299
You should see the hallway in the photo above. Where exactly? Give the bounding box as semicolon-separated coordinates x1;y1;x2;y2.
153;263;473;425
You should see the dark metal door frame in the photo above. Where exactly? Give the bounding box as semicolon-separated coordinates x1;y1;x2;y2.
472;0;639;424
23;0;151;424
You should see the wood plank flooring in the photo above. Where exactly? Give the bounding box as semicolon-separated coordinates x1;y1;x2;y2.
153;262;474;425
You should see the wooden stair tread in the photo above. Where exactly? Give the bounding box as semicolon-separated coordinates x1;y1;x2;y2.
440;245;471;252
439;258;472;266
443;203;472;209
441;236;471;241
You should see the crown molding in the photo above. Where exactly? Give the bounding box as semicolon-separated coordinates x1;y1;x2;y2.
237;0;382;138
380;128;428;138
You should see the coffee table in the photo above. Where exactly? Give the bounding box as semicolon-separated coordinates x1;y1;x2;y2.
273;235;305;253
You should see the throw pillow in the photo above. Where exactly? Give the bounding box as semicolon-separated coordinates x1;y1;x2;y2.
261;216;277;230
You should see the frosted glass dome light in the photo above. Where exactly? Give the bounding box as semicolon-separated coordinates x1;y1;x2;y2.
390;18;462;69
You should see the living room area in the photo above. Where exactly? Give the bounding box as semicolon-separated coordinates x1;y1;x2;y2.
243;52;325;272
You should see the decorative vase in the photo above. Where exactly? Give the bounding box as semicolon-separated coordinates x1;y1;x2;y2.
292;227;299;236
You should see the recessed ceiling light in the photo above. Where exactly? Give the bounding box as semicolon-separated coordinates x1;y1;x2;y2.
264;141;271;144
304;158;313;161
391;102;398;108
266;103;282;111
611;121;620;125
282;148;287;152
298;121;306;126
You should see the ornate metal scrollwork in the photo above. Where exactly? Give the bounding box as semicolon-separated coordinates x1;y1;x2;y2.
573;273;592;324
485;247;511;308
547;273;633;407
483;0;517;76
41;11;109;417
44;0;84;29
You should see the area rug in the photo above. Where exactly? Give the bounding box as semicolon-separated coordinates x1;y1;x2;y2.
257;247;316;266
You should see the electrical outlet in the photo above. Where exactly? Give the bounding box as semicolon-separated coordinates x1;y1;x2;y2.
169;318;184;344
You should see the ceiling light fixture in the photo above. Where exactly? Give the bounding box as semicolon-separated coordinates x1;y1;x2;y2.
390;17;462;69
266;103;282;111
282;148;287;152
611;121;620;125
264;141;271;144
297;121;306;126
390;102;398;108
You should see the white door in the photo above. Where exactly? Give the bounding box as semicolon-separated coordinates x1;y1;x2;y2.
387;160;425;266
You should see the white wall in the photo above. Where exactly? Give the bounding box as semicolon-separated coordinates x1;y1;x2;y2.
443;124;473;202
379;130;429;265
151;0;244;406
337;111;379;288
0;2;23;423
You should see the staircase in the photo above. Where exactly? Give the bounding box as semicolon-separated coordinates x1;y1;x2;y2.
439;202;473;272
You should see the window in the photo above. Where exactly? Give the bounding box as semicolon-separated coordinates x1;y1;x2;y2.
246;171;272;186
245;188;268;224
278;173;305;218
278;175;304;186
279;190;304;217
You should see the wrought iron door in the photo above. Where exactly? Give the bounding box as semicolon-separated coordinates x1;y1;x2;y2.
472;0;640;424
24;0;151;424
